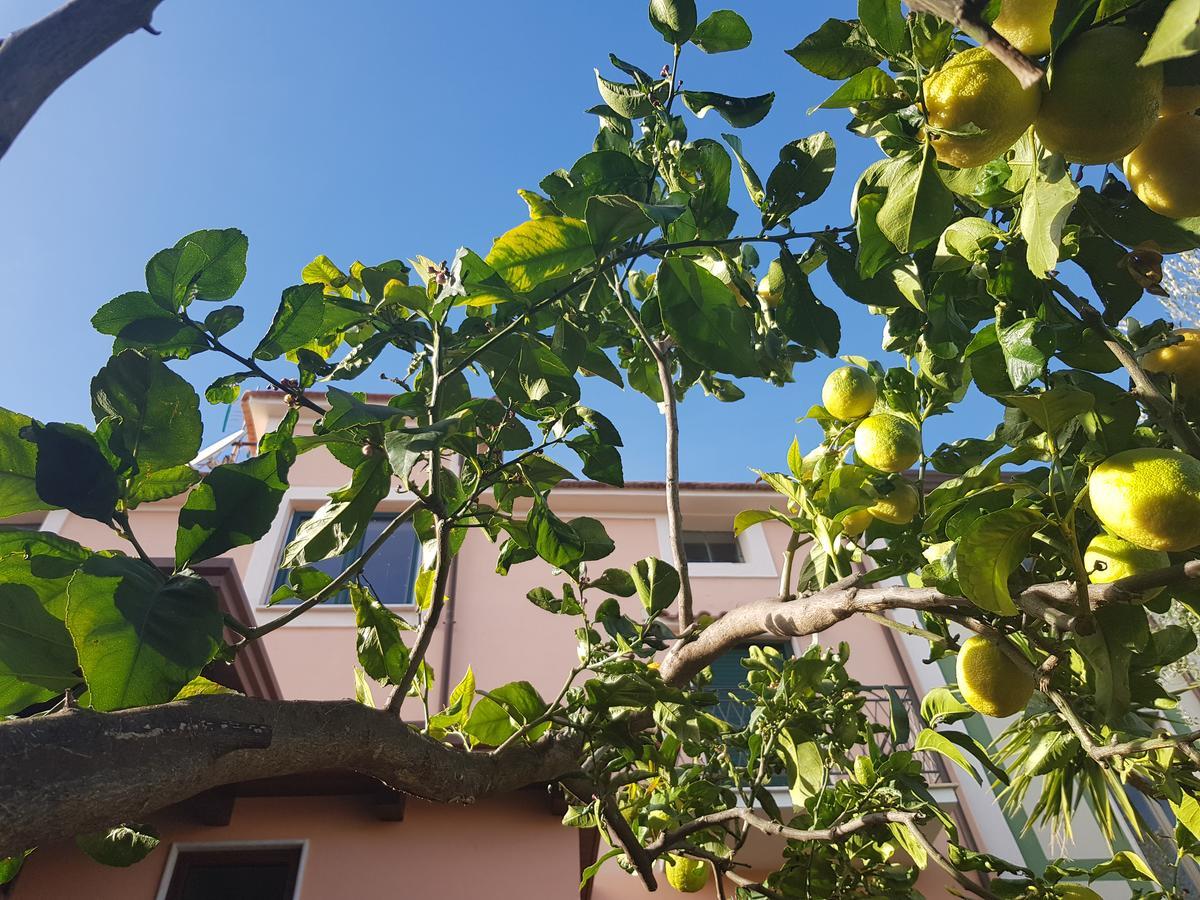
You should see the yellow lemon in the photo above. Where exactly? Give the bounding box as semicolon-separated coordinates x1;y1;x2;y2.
1088;448;1200;551
923;46;1043;168
664;855;709;893
756;259;785;308
841;508;875;537
992;0;1056;57
956;635;1036;718
822;367;878;421
1036;27;1163;164
1084;533;1170;600
854;415;922;473
1142;328;1200;393
1125;115;1200;219
869;480;920;525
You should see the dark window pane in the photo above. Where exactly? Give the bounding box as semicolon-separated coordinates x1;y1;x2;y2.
683;541;710;563
707;540;740;563
165;847;302;900
681;531;743;564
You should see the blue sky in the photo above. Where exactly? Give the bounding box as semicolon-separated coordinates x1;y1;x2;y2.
0;1;1169;482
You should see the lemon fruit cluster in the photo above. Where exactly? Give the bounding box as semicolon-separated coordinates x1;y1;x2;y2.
822;366;877;421
855;414;922;473
1084;534;1170;600
1088;448;1200;552
923;46;1042;168
664;855;709;893
956;635;1036;718
1037;27;1163;164
1141;328;1200;393
992;0;1055;57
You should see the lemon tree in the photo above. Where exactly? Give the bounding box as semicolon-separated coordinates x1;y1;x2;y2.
3;0;1200;897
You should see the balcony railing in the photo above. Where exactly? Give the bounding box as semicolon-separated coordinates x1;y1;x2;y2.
712;684;949;784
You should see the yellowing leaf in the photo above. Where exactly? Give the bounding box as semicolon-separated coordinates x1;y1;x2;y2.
485;217;594;292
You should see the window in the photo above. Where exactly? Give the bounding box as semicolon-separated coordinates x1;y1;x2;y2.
163;846;303;900
709;642;793;728
273;512;419;606
682;531;743;564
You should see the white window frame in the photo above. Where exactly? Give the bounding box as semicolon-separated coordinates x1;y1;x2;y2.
657;517;775;578
243;487;422;629
153;839;309;900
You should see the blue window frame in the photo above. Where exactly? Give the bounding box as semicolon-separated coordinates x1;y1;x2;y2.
273;511;420;606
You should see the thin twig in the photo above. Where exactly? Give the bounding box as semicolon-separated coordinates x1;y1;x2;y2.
388;520;451;712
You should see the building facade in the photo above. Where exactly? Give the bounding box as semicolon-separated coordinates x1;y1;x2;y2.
6;392;1163;898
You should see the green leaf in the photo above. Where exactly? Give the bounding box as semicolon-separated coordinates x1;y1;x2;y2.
351;583;412;685
787;19;878;79
595;71;667;120
875;146;955;254
997;319;1052;390
76;824;160;867
889;821;928;869
428;665;475;737
90;350;203;472
779;734;825;804
1020;146;1079;279
1172;791;1200;842
484;216;594;293
815;67;901;110
733;509;776;537
656;256;760;377
630;557;680;616
528;497;585;569
1000;384;1094;435
591;568;637;597
282;455;390;567
464;681;548;746
956;507;1045;615
691;10;751;53
920;686;975;727
173;675;236;699
858;0;907;55
253;283;327;361
933;217;1002;272
775;254;841;356
722;133;765;207
763;132;837;226
146;241;209;311
681;90;774;128
1076;604;1148;724
0;407;50;518
584;195;684;252
90;291;207;358
1090;850;1159;883
203;305;244;338
914;728;978;781
175;447;293;568
938;729;1010;785
0;853;30;885
19;422;118;525
174;228;248;302
1141;0;1200;65
649;0;697;44
66;557;222;711
570;516;616;561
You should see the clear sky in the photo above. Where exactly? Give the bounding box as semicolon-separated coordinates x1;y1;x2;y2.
0;1;1171;482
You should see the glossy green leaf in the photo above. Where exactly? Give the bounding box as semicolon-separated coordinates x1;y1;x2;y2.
528;498;585;569
681;90;774;128
1020;147;1079;279
763;132;836;226
351;583;412;685
955;507;1045;615
91;292;207;358
76;824;160;868
282;454;391;567
1142;0;1200;64
0;408;50;518
691;10;751;53
253;283;327;361
1076;604;1149;724
787;19;878;79
997;319;1052;390
656;256;760;377
630;557;680;616
485;216;593;292
464;680;548;746
815;67;901;110
66;557;222;711
1000;384;1094;435
19;422;118;525
174;228;248;302
649;0;697;44
858;0;907;54
875;146;955;254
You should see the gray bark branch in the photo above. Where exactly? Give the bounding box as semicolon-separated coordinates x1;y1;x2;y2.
0;0;165;160
906;0;1044;88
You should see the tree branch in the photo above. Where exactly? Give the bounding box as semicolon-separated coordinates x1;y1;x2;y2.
387;520;452;712
905;0;1044;89
0;696;583;858
0;0;166;161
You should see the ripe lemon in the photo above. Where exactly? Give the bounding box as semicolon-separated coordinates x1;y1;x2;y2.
957;635;1036;718
869;480;920;525
854;415;922;473
822;367;878;421
1125;115;1200;219
992;0;1056;57
1088;448;1200;551
923;46;1043;168
757;259;785;308
1141;328;1200;393
664;855;709;893
1036;27;1163;164
841;507;875;537
1084;533;1170;600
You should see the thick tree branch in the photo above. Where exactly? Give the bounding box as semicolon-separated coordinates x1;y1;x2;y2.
0;696;582;858
0;0;165;161
905;0;1044;88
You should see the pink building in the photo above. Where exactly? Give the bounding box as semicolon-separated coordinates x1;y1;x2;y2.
7;393;1143;899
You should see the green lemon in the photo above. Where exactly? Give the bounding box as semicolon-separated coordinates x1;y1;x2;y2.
664;855;709;893
854;415;921;473
1084;533;1170;600
1088;449;1200;551
822;367;877;421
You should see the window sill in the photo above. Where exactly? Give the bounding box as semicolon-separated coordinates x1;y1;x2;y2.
253;603;417;629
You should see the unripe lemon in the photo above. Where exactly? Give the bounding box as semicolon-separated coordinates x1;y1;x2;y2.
841;508;874;537
854;415;922;473
1125;115;1200;219
822;367;878;421
756;259;785;308
1084;533;1170;600
869;480;920;525
1141;328;1200;393
956;635;1036;718
1088;448;1200;551
664;855;709;893
923;46;1042;168
1036;27;1163;164
1057;886;1103;900
992;0;1056;57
